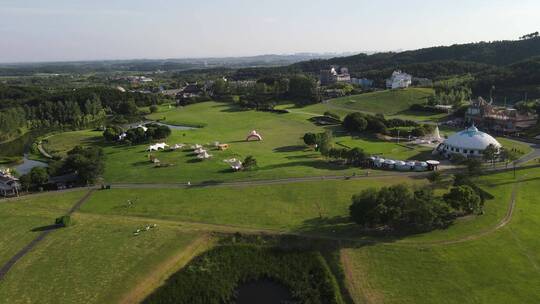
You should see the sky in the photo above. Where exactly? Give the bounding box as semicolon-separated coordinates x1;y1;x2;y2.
1;0;539;63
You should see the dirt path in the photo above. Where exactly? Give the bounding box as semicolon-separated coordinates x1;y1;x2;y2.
37;143;52;159
0;189;94;281
119;234;214;304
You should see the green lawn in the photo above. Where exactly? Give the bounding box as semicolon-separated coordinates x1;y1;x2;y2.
0;191;87;266
288;88;447;122
335;135;434;160
81;177;415;233
343;167;540;303
42;129;103;156
496;137;533;156
0;192;201;304
326;88;434;115
104;101;409;183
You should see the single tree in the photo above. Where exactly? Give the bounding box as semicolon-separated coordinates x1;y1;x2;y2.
443;185;482;214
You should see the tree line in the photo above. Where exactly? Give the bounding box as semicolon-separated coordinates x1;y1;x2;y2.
0;85;161;141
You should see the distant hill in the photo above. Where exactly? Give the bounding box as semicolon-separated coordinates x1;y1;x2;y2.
291;38;540;74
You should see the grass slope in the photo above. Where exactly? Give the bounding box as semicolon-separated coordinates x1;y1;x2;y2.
343;167;540;303
326;88;434;115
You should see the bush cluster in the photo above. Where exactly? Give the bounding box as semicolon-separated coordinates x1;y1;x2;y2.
144;245;344;304
349;182;484;233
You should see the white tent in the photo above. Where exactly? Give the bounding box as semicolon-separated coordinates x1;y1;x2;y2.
246;130;263;141
171;143;185;150
197;151;212;159
148;143;169;151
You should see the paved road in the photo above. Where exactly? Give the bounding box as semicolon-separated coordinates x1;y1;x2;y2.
0;189;94;281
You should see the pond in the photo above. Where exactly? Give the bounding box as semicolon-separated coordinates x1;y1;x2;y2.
0;132;48;174
234;278;295;304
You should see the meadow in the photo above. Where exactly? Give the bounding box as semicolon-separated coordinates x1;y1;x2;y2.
0;191;204;304
342;166;540;303
1;163;537;303
81;176;415;235
41;129;103;156
283;88;447;122
92;101;429;183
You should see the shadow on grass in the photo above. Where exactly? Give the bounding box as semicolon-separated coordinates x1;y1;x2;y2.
259;160;350;171
273;145;306;153
191;180;226;187
31;224;61;232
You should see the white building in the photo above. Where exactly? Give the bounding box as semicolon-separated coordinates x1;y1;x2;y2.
386;70;412;89
0;169;20;197
434;125;501;157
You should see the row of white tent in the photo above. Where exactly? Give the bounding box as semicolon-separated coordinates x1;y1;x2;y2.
370;157;439;172
147;142;212;159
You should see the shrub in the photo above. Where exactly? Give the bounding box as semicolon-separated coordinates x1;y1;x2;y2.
55;215;71;227
149;105;158;113
243;155;258;170
443;185;482;214
343;112;367;132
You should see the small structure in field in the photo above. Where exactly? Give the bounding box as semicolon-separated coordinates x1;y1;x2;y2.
171;143;185;150
218;144;229;150
197;151;212;160
224;158;243;171
246;130;263;141
148;142;169;151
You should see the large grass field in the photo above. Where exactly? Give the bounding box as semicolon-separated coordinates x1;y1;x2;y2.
0;191;203;304
87;101;429;183
80;176;416;234
342;166;540;303
1;165;538;303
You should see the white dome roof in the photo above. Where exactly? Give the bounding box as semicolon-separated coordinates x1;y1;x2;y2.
444;126;501;150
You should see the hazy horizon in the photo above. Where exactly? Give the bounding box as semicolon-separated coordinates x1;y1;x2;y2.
1;0;539;63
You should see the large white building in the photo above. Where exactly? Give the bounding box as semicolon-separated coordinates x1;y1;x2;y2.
386;70;412;89
434;125;501;158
